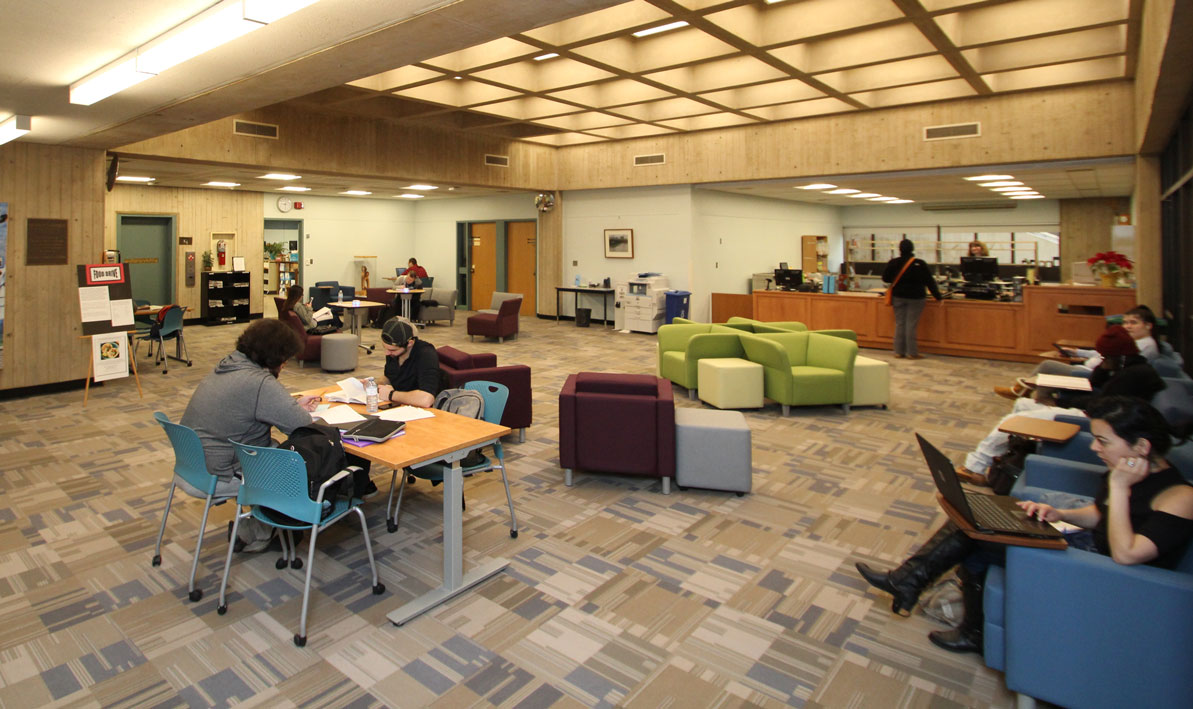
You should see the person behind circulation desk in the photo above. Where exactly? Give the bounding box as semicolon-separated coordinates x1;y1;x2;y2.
857;395;1193;654
279;284;341;333
377;318;440;408
181;319;322;551
882;239;943;359
966;240;989;257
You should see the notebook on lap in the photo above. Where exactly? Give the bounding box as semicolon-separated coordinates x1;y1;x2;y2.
915;433;1064;540
337;417;405;443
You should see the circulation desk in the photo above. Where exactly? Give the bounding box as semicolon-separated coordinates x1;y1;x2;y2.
750;285;1136;363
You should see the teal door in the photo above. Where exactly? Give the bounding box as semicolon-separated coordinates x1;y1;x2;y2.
117;215;174;305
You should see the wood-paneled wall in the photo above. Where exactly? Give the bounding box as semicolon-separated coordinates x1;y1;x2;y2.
0;143;106;390
536;192;563;317
553;83;1135;190
1059;198;1121;282
104;186;265;316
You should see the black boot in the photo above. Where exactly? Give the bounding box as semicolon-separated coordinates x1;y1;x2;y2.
855;524;973;616
928;566;984;654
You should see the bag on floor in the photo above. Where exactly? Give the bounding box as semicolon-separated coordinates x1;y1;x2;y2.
986;434;1037;495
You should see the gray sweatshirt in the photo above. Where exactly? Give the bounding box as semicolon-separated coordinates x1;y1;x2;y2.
181;351;312;481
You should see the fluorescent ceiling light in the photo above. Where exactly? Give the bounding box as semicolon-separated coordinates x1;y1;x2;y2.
115;175;155;183
849;193;881;199
278;185;311;192
1003;190;1037;195
70;56;152;105
990;186;1029;192
340;190;372;196
203;181;240;187
888;199;914;204
242;0;321;24
260;173;302;180
764;0;792;4
796;183;836;190
403;184;438;191
980;181;1023;187
632;21;689;38
453;75;463;80
1011;195;1045;199
826;188;860;194
0;115;31;145
397;193;425;199
869;196;899;201
533;53;559;61
964;174;1014;181
136;0;264;75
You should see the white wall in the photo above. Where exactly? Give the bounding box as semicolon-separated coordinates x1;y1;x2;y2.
264;194;414;290
840;199;1060;228
409;192;538;289
692;190;842;317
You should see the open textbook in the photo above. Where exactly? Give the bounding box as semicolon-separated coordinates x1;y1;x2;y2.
324;377;367;404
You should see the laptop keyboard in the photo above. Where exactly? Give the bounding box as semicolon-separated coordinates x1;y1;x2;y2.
969;494;1024;530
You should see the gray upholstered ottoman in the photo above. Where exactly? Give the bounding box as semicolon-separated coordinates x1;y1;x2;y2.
320;333;359;373
675;408;752;495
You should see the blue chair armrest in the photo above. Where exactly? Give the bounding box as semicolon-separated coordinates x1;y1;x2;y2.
1038;431;1100;465
1003;546;1193;708
1019;454;1103;497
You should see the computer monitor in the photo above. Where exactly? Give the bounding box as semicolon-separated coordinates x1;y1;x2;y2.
960;257;998;283
778;261;789;270
773;268;803;290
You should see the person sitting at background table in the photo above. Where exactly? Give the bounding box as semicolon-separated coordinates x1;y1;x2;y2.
377;318;440;408
279;284;341;332
181;319;321;551
966;240;989;257
857;395;1193;655
405;257;428;282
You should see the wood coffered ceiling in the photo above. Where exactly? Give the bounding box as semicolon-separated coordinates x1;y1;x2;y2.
283;0;1140;147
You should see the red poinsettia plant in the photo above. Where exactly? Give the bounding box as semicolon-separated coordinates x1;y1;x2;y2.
1087;251;1133;276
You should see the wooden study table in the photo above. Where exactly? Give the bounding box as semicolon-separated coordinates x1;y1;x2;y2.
301;385;512;625
385;288;425;320
937;494;1067;550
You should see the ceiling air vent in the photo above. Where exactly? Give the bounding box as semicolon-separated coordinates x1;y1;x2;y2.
484;154;510;167
923;122;980;141
634;153;666;166
233;120;279;139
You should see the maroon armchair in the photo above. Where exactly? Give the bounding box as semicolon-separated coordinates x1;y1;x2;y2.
275;297;323;367
437;346;532;441
467;296;522;343
558;372;676;494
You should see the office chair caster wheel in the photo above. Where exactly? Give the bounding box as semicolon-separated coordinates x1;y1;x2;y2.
407;475;416;485
372;583;385;595
186;361;192;367
290;558;303;570
387;521;397;533
189;589;203;602
293;634;306;647
217;604;227;615
510;529;518;538
275;558;287;570
151;554;161;567
162;369;168;375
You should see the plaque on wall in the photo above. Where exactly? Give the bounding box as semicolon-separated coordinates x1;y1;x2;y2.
27;218;68;265
179;237;192;245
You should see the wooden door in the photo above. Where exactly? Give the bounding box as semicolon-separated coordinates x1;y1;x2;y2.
470;222;497;310
506;221;536;315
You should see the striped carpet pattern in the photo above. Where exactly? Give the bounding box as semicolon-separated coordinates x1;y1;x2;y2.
0;312;1034;707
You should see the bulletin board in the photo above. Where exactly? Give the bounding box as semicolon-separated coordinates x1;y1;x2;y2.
77;263;134;335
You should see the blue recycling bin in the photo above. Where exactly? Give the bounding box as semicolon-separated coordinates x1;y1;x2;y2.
664;290;691;324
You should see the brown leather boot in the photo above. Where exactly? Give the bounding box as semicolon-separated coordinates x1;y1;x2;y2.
928;567;984;654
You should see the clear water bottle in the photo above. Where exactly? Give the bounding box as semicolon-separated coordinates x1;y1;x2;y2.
365;377;379;414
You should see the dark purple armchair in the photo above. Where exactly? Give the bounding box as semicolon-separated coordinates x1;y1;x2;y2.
467;296;522;343
558;372;676;494
437;346;532;442
279;310;322;366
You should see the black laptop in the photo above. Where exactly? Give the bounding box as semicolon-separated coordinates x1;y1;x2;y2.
337;417;405;443
915;433;1064;540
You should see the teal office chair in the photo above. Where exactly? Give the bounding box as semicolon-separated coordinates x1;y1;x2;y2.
138;305;192;373
150;412;235;602
218;442;384;647
386;380;518;538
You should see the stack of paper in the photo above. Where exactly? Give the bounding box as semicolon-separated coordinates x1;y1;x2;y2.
324;377;367;404
378;406;436;422
311;405;367;425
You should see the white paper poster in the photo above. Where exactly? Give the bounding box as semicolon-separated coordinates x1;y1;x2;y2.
109;299;134;327
91;334;129;382
79;286;111;322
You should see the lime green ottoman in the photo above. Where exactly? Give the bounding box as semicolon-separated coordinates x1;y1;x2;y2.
698;357;764;409
852;355;890;408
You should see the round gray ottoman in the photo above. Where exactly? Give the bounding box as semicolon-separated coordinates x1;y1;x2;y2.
320;333;358;372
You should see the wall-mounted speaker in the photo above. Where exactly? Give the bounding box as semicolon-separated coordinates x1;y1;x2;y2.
105;156;119;192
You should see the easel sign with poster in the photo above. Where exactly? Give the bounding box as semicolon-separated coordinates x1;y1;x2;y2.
77;263;142;404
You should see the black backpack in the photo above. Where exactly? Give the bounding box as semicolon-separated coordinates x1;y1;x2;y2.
278;422;354;518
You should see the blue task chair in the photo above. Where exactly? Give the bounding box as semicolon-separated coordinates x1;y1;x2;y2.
386;381;518;538
137;305;192;374
150;412;235;602
311;281;339;311
217;442;384;647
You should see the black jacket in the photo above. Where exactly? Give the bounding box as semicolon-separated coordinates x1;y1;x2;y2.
883;256;942;300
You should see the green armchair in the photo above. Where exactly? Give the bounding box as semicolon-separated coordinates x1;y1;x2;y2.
739;332;858;414
658;326;746;398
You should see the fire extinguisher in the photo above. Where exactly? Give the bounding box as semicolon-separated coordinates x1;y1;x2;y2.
216;240;227;267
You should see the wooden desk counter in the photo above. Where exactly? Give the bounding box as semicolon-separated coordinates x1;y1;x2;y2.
750;284;1135;363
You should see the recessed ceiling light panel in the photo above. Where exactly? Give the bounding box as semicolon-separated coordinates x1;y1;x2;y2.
278;185;310;192
203;181;240;187
980;181;1023;187
796;183;836;190
632;21;688;38
869;196;899;201
341;190;371;195
1011;195;1045;199
404;184;438;190
397;193;424;199
826;188;860;194
116;175;154;183
964;174;1014;181
261;173;302;180
887;199;914;204
849;193;881;198
533;53;559;61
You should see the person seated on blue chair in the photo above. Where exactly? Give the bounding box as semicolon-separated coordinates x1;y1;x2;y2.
856;395;1193;654
280;285;342;332
374;318;440;408
181;319;323;551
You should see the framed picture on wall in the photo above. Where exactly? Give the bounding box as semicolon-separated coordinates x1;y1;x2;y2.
604;228;634;258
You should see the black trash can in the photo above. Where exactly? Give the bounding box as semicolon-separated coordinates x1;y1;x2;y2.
575;307;592;327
